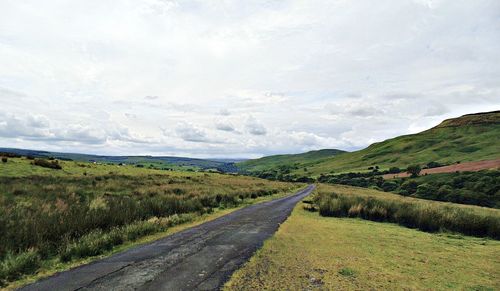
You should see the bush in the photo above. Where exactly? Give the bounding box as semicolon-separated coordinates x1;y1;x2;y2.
33;159;62;170
1;157;7;163
426;161;442;169
400;180;418;195
406;165;421;177
388;167;401;174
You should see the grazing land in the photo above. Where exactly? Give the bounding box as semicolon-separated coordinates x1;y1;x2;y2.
226;184;500;290
0;156;299;288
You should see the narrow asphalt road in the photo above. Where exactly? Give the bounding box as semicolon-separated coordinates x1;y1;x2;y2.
20;185;315;291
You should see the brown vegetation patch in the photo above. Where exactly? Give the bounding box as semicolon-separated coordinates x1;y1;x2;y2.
383;159;500;179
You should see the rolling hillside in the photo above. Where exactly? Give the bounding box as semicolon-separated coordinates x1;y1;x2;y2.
238;110;500;176
0;148;240;172
237;149;345;173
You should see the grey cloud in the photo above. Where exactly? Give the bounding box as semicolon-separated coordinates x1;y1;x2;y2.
215;120;236;132
245;117;267;136
218;109;231;116
423;103;449;117
175;122;211;143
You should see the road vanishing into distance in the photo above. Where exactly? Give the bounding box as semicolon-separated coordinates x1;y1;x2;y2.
21;185;315;291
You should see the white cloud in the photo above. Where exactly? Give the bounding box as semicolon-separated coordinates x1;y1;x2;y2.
0;0;499;157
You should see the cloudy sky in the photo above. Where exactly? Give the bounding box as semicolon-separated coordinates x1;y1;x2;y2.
0;0;499;158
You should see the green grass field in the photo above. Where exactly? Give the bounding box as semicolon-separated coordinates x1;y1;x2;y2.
226;185;500;290
238;111;500;176
0;156;300;287
237;149;345;173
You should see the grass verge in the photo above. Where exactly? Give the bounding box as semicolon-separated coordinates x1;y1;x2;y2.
311;184;500;239
225;194;500;290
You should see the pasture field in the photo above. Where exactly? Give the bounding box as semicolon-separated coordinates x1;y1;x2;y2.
0;156;300;287
226;184;500;290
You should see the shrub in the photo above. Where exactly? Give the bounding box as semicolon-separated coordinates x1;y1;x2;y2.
400;180;418;195
388;167;401;174
339;267;356;277
33;159;62;170
381;181;398;192
1;157;7;163
406;165;422;177
426;161;442;169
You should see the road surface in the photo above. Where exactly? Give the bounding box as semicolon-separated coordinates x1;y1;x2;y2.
20;185;315;291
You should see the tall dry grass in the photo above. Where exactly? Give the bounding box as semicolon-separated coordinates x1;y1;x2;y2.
312;185;500;239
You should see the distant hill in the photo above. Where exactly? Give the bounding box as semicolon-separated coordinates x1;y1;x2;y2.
0;148;239;172
237;149;346;173
238;110;500;176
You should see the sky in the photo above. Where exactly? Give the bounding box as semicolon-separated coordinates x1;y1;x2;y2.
0;0;499;158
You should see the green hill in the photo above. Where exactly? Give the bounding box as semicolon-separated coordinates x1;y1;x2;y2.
0;148;239;172
238;110;500;176
237;149;346;173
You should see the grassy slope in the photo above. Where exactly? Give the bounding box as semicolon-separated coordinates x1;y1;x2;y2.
226;185;500;290
238;111;500;176
237;149;345;172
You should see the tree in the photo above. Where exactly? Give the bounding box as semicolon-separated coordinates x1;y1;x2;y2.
388;167;401;174
406;164;421;177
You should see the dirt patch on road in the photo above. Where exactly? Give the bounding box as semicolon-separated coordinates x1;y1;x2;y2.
383;159;500;179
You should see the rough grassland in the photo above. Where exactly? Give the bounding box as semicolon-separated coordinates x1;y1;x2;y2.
0;157;300;288
225;201;500;290
5;191;298;291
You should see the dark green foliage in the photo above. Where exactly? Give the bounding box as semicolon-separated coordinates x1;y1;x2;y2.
33;158;62;170
425;161;442;169
320;170;500;208
406;165;421;177
0;152;21;158
388;167;401;174
1;157;7;163
315;192;500;239
338;267;356;277
318;172;384;188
